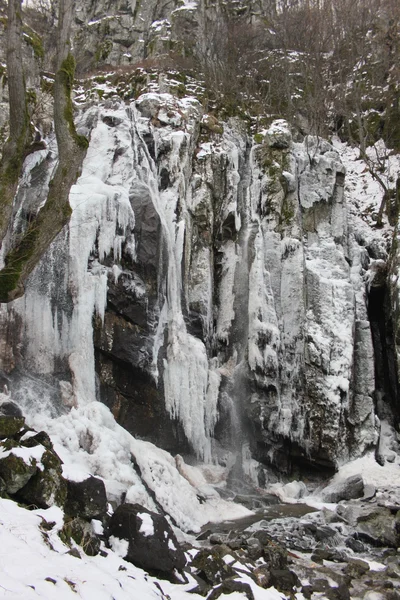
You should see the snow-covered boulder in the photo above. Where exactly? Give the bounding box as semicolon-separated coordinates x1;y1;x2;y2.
265;119;292;149
107;503;186;576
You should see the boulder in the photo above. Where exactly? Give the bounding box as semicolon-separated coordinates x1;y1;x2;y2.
0;415;25;439
17;449;67;508
265;119;292;149
190;548;235;586
21;431;54;451
0;401;23;418
65;476;107;520
207;579;255;600
355;507;400;548
107;503;186;575
321;474;364;503
252;531;287;569
269;569;301;593
0;452;37;494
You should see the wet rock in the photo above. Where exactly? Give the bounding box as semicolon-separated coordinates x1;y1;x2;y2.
65;476;107;520
107;503;185;576
321;474;364;503
0;401;23;418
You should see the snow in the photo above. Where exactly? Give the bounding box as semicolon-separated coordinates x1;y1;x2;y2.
21;400;250;534
332;136;397;248
138;513;155;537
0;496;284;600
331;451;400;490
109;536;129;557
0;443;45;467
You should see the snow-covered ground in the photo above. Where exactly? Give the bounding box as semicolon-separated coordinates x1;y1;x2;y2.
0;497;286;600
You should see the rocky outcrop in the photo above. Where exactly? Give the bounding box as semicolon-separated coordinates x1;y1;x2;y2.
0;89;394;479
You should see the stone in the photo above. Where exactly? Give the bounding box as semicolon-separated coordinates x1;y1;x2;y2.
0;452;37;494
265;120;292;149
311;547;348;563
355;507;400;548
245;537;263;560
0;401;23;418
344;557;370;578
253;564;270;588
21;431;53;450
252;531;287;569
190;548;235;585
17;449;67;508
60;517;100;556
281;480;307;499
268;569;300;593
0;415;25;439
65;476;107;520
207;579;255;600
321;474;364;503
107;503;186;575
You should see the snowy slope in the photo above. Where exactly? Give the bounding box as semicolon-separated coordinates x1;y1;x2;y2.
0;497;285;600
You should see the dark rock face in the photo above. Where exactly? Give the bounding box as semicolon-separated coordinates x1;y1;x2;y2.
65;476;108;520
107;503;186;575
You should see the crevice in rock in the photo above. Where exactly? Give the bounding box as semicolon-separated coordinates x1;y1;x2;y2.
367;282;400;426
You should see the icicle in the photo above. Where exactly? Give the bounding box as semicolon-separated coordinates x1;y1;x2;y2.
131;101;219;461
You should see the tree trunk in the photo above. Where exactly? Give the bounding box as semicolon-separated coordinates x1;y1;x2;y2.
0;0;30;246
0;0;88;302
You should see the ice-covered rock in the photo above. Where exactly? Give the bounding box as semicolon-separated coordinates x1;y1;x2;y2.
0;91;393;479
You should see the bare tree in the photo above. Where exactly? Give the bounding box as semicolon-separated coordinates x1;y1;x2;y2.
0;0;88;302
0;0;31;245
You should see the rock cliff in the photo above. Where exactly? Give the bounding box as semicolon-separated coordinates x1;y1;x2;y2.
0;85;397;481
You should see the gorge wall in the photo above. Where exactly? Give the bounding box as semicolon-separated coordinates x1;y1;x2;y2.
0;91;397;481
0;0;398;486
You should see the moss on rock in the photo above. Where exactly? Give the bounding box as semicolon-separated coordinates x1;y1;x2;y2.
0;415;25;438
0;452;37;495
